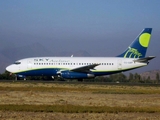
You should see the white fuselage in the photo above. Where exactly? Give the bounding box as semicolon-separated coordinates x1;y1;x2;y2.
6;57;147;78
5;28;154;79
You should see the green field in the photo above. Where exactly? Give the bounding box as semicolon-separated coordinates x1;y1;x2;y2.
0;81;160;119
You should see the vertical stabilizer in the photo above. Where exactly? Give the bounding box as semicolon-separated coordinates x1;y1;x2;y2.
117;28;152;58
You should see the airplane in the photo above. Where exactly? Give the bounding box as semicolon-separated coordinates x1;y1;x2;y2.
6;28;155;81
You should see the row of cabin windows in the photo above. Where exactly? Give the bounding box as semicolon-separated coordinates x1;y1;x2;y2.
34;63;114;65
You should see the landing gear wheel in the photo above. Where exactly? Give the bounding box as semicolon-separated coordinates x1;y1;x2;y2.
78;79;83;82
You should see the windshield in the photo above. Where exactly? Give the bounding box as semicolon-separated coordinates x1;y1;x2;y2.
14;61;21;65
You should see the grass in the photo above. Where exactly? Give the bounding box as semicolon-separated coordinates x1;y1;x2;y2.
93;88;160;94
0;104;160;113
0;85;160;94
0;82;160;114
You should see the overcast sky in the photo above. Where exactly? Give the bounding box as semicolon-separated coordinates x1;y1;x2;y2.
0;0;160;73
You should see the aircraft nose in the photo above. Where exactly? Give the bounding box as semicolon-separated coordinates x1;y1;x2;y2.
6;65;13;73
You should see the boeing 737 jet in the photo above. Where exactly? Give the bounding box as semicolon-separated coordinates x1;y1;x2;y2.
6;28;155;81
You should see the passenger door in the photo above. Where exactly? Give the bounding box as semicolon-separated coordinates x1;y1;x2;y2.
117;60;122;70
27;59;32;69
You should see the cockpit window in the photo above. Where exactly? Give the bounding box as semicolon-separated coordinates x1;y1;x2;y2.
14;61;21;65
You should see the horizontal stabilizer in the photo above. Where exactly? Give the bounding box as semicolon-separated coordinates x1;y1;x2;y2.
134;56;155;63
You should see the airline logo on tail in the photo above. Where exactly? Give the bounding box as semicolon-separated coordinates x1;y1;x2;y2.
118;28;152;58
124;47;142;58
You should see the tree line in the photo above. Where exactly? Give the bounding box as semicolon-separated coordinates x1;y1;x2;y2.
94;73;160;84
0;71;159;83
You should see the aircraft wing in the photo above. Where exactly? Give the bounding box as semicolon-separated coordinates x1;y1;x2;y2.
70;64;100;73
134;56;155;63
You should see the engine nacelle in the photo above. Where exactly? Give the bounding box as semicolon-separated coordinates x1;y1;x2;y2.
60;71;95;79
17;74;26;78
